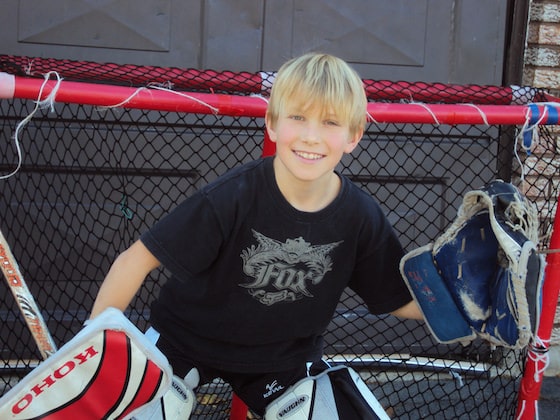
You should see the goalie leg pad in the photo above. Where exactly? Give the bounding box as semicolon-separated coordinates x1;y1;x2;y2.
264;365;389;420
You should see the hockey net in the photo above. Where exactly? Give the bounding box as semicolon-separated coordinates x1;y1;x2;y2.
0;55;559;419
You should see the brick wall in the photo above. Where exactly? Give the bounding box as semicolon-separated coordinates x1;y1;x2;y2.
525;1;560;97
523;0;560;368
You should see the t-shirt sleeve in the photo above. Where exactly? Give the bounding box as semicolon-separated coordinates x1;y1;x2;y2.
348;207;412;315
140;190;224;279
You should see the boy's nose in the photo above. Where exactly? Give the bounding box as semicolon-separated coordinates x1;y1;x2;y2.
302;123;320;143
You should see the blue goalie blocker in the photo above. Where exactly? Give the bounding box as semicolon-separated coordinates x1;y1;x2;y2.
400;243;476;344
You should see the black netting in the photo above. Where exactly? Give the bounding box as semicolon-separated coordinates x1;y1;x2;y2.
1;56;559;419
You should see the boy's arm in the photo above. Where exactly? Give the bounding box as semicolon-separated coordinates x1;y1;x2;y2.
390;299;424;320
90;239;160;319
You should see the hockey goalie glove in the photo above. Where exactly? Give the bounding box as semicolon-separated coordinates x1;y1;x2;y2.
400;180;544;349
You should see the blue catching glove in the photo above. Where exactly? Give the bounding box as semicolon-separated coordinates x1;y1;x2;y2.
400;180;544;349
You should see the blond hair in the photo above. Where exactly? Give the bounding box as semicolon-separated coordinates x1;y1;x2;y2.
266;52;367;137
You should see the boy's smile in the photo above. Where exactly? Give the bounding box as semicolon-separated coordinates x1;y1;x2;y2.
293;150;324;161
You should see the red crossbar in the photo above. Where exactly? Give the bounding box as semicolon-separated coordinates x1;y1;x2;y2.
1;73;559;126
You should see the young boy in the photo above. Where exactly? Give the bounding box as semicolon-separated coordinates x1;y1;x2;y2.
90;52;422;416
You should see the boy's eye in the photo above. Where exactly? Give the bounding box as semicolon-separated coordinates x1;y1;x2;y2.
325;120;340;126
289;115;304;121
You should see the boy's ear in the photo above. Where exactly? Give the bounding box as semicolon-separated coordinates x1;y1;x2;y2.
344;129;363;153
265;113;277;143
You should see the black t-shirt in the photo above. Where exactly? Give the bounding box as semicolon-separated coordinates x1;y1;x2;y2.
141;157;411;372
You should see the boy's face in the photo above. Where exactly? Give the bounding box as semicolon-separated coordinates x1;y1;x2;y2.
266;103;362;184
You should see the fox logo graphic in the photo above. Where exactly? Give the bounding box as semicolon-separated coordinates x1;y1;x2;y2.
240;230;342;305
